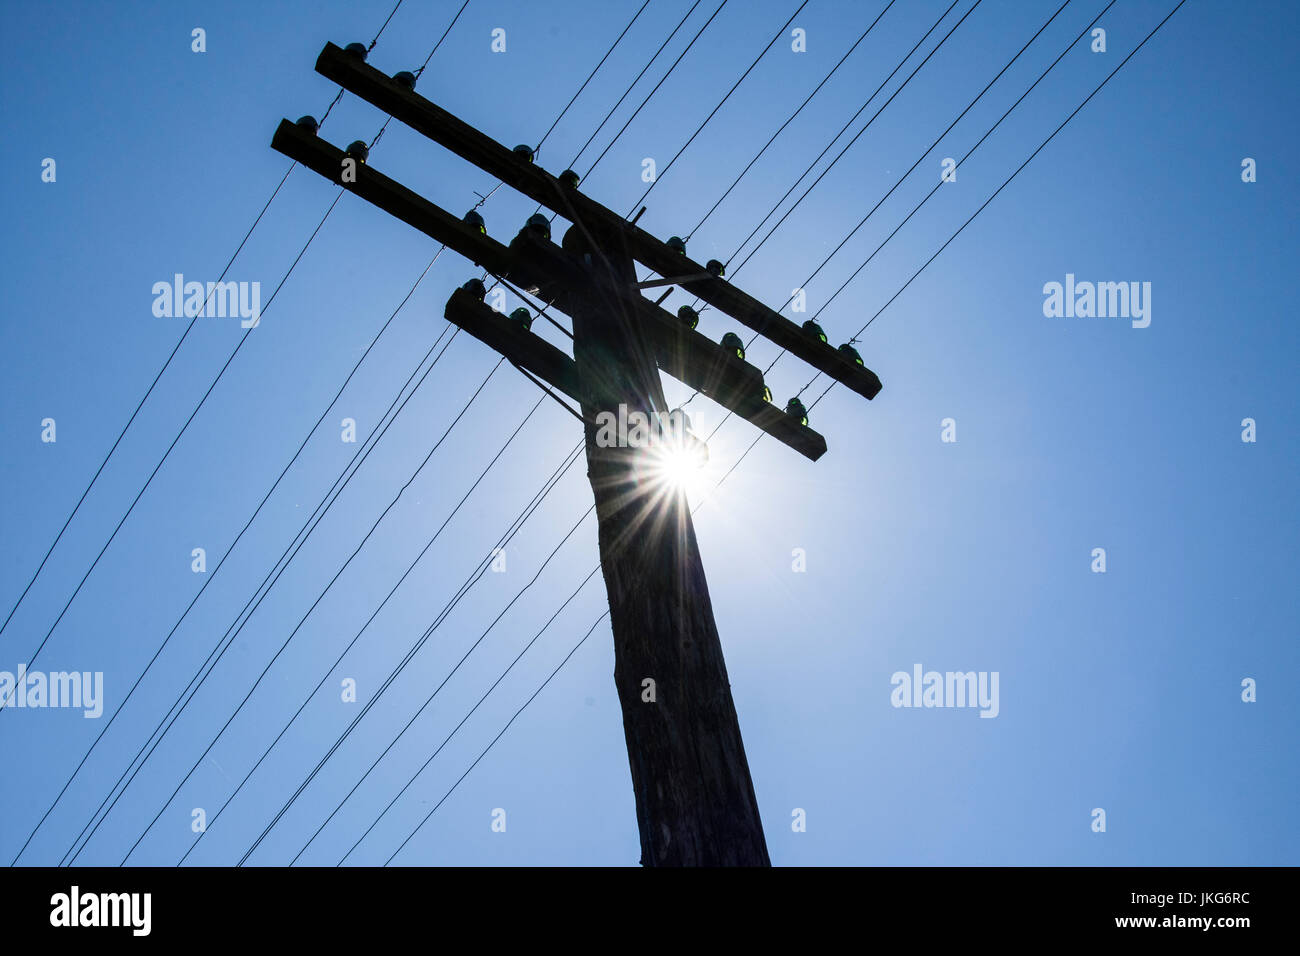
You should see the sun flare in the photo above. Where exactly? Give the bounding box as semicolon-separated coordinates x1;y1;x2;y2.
641;431;709;500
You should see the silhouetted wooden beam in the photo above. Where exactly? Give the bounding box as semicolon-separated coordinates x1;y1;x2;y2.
444;288;582;404
271;118;515;274
313;41;883;403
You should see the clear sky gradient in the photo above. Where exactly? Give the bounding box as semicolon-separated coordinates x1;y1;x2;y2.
1;0;1296;866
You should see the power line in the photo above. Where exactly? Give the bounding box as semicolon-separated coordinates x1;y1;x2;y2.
62;327;460;865
0;0;411;651
512;363;587;424
300;525;604;866
745;0;1089;387
674;0;974;408
811;0;1112;336
376;434;745;864
845;0;1187;346
684;0;897;240
34;4;478;863
414;0;471;76
795;0;1075;324
726;0;983;279
8;249;445;865
235;445;590;866
631;0;896;287
175;392;553;865
0;188;346;715
0;166;292;647
370;0;406;52
348;1;474;156
379;415;765;864
438;1;669;298
339;564;603;865
780;0;1122;404
487;271;574;339
689;0;1086;433
536;0;712;230
471;276;586;423
761;0;1181;436
535;0;653;155
118;358;508;865
5;0;471;704
563;1;705;177
703;0;964;289
627;0;810;214
582;0;731;181
384;613;607;865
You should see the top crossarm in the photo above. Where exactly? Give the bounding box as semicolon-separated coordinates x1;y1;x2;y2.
313;41;883;403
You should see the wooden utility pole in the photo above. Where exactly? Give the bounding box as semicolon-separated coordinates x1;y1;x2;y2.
271;41;883;866
564;224;768;865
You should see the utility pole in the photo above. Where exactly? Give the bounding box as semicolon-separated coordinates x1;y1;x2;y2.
271;42;883;866
564;223;768;865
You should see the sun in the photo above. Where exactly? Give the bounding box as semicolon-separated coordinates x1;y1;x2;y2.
641;429;709;499
656;444;704;492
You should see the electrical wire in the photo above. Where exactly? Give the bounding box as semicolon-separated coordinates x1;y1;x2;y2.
0;2;411;650
62;327;460;865
772;0;1120;401
815;0;1187;396
302;530;604;865
37;2;478;864
384;614;606;865
117;358;507;865
582;0;731;181
337;564;603;864
0;165;292;647
235;445;590;866
792;0;1075;327
563;1;706;178
0;189;346;715
738;0;1089;396
627;0;810;214
534;0;653;156
8;249;445;865
175;393;552;864
726;0;982;280
414;0;471;77
683;0;897;241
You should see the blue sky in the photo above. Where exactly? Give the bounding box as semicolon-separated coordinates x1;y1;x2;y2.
1;0;1296;866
